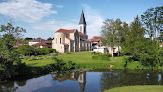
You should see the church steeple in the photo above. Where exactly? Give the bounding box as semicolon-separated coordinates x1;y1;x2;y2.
79;10;86;25
79;10;87;34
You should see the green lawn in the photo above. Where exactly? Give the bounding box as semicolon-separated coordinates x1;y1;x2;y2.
105;85;163;92
22;51;163;69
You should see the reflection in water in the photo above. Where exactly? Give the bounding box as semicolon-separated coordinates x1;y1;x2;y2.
53;72;86;92
0;79;27;92
99;70;163;91
0;70;163;92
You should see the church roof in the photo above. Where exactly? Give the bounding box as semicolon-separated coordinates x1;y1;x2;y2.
56;29;76;34
79;10;86;25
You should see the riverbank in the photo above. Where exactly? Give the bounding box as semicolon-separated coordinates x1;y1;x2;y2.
22;51;163;70
105;85;163;92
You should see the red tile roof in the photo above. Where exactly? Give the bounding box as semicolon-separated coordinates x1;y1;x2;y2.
91;36;103;40
82;39;92;41
30;38;46;42
56;29;76;34
67;38;73;40
91;36;103;41
79;32;87;36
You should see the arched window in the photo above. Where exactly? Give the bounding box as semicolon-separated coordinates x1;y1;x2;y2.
60;38;61;44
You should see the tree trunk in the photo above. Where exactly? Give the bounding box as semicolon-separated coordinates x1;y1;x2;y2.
118;46;119;56
111;48;114;57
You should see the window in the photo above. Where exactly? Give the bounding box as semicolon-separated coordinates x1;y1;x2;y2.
56;38;57;44
60;38;61;44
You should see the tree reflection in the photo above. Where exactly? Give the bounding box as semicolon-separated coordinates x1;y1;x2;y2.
0;79;27;92
100;70;162;91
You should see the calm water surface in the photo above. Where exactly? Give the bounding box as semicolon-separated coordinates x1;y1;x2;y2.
0;69;163;92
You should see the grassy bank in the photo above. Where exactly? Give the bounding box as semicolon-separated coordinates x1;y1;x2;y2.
22;51;163;70
105;85;163;92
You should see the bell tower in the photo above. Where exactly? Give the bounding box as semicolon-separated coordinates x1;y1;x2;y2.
79;10;87;34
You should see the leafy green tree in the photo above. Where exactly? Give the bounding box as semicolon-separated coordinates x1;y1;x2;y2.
101;18;129;57
47;37;54;41
24;37;33;41
122;15;145;59
0;23;26;80
139;40;161;69
141;6;163;40
0;23;26;38
17;45;35;56
158;29;163;42
101;19;119;57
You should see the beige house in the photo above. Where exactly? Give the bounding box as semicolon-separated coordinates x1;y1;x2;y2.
52;10;92;53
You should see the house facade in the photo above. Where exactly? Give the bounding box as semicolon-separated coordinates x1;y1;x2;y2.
52;10;92;53
29;38;52;48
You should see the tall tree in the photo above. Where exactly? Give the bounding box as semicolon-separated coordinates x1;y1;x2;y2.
122;15;145;58
141;6;163;40
158;29;163;42
0;23;26;80
101;18;128;57
101;19;119;57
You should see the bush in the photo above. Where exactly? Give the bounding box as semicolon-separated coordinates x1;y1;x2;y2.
24;56;30;60
36;48;56;55
17;45;35;56
91;52;101;55
66;49;71;54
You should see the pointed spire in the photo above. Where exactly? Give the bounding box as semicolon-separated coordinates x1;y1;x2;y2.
79;10;86;25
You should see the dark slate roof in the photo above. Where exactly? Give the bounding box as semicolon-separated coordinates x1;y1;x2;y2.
79;10;86;25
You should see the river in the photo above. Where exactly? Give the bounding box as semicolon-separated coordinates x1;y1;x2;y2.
0;69;163;92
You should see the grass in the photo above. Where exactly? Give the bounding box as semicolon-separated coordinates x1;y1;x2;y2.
105;85;163;92
22;55;55;67
22;51;163;70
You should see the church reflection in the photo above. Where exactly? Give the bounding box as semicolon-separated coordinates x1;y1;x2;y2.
53;71;86;92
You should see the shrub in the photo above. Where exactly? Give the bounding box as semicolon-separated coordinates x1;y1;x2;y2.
91;52;101;55
36;48;56;55
66;49;71;54
24;56;30;60
17;45;35;56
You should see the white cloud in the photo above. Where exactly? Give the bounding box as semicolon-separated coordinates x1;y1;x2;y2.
31;4;104;39
55;5;64;8
82;4;104;38
30;20;77;38
32;20;77;31
0;0;57;23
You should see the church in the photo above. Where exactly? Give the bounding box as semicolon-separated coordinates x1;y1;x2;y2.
52;10;92;53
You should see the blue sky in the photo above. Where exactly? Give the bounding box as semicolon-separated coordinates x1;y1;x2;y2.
0;0;162;39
